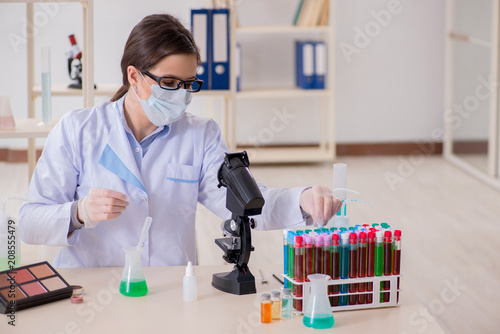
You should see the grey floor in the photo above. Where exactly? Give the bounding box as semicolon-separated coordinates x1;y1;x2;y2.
2;156;499;334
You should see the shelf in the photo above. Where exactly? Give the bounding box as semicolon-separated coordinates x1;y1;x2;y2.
33;85;232;98
197;90;231;97
237;146;334;163
236;25;330;34
0;118;56;139
33;84;120;97
235;87;329;98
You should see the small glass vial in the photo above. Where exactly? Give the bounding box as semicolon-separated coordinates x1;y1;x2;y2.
281;288;293;318
271;291;281;320
261;294;272;323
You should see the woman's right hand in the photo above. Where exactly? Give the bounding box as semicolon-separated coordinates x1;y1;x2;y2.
77;188;130;229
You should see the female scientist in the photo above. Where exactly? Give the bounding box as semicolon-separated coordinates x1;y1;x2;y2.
19;14;341;267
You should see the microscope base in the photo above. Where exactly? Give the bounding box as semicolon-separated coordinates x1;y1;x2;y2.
68;83;97;90
212;266;256;295
68;83;82;89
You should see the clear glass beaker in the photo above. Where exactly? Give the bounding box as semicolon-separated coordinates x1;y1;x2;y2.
303;274;335;329
119;247;148;297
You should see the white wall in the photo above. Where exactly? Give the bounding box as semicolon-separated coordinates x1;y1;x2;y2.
334;0;445;143
0;0;445;148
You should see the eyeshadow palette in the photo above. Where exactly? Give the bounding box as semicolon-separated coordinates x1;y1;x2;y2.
0;261;73;314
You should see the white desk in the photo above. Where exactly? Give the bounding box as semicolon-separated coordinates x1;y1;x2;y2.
0;265;447;333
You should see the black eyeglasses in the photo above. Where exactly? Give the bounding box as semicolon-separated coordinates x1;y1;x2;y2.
143;71;203;92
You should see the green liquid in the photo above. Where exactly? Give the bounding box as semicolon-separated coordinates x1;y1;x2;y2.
119;280;148;297
303;314;335;329
374;244;384;276
375;243;384;302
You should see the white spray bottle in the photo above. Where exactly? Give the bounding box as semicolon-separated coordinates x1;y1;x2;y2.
183;261;198;301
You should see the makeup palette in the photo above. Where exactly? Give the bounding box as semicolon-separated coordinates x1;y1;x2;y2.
0;261;73;314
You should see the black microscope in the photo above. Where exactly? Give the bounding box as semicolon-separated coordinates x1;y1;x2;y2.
212;151;265;295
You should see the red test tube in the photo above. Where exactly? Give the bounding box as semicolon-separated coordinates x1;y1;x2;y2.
393;230;402;303
313;235;323;274
293;236;304;312
348;232;358;305
366;231;375;304
330;234;340;306
382;230;392;302
322;234;331;304
357;232;367;304
304;235;313;282
322;234;331;277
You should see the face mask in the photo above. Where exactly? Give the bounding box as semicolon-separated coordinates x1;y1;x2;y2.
133;73;192;126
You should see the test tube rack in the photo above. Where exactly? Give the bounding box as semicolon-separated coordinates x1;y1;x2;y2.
282;274;402;313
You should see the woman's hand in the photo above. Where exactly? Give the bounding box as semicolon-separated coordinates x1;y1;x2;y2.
299;185;342;227
78;188;130;229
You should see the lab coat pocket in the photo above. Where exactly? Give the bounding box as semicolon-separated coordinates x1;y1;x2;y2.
164;163;200;217
165;163;201;184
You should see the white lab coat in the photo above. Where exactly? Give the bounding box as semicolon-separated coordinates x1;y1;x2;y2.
19;96;307;267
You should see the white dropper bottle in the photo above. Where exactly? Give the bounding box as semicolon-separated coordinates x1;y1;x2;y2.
183;261;198;301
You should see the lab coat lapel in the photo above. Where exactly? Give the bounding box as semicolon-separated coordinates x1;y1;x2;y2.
98;119;147;193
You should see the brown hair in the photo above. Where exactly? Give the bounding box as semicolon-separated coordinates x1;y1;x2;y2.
110;14;200;102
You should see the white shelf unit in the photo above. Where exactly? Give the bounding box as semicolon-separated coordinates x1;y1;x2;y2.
226;1;336;163
0;0;94;179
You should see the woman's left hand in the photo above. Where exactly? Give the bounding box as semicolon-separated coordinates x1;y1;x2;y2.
299;185;342;227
